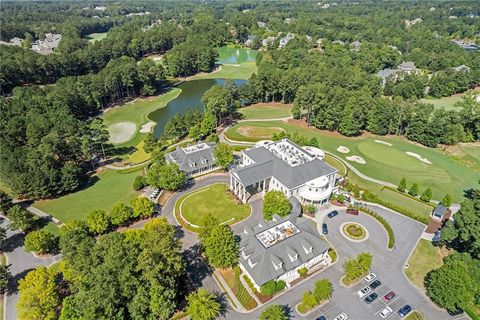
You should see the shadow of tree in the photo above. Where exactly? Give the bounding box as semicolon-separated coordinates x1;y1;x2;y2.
217;291;231;317
3;232;24;253
7;268;34;295
183;243;212;291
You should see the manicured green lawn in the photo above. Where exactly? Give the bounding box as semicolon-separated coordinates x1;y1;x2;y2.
127;140;151;164
226;121;479;202
405;311;425;320
179;183;251;226
420;96;464;111
240;104;292;119
34;169;141;222
234;125;284;140
323;154;347;176
405;240;451;289
86;32;107;43
102;88;181;147
460;143;480;162
42;222;60;235
190;62;257;81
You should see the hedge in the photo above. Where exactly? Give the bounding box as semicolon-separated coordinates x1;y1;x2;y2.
361;189;429;224
354;205;395;249
260;280;286;296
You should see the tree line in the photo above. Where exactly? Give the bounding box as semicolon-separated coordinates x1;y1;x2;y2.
238;42;479;146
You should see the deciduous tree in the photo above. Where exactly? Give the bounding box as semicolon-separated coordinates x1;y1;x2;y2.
201;224;238;268
109;203;133;226
17;266;60;320
420;188;432;202
213;143;234;169
130;197;154;218
263;191;291;220
147;163;187;191
397;177;407;192
313;279;333;302
186;289;221;320
408;183;419;196
86;210;110;234
440;194;453;207
260;304;289;320
24;230;58;254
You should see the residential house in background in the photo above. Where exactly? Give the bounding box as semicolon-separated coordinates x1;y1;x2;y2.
257;21;266;28
279;33;294;48
453;65;470;72
239;214;331;290
31;33;62;55
397;61;416;74
0;37;23;47
262;36;276;47
230;139;337;205
245;35;257;47
350;40;361;51
165;142;217;177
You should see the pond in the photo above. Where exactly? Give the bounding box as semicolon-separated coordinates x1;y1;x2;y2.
149;79;246;137
216;46;257;64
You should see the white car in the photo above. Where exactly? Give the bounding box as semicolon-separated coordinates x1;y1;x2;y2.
334;313;348;320
356;286;371;298
379;306;393;319
364;273;376;283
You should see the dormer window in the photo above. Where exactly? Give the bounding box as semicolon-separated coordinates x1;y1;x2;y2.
274;262;283;270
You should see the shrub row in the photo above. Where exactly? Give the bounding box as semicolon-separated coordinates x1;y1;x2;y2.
361;189;430;224
354;205;395;249
233;266;257;310
260;279;286;296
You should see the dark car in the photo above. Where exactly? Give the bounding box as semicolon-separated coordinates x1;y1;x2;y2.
327;210;338;218
346;208;359;215
322;223;328;235
397;305;412;317
364;292;378;304
369;280;381;289
384;291;396;301
315;316;327;320
433;231;441;242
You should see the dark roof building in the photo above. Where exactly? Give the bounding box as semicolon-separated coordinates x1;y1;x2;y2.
239;214;330;289
165;142;217;176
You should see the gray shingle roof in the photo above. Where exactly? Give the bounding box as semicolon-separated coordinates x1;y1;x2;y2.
165;142;216;173
240;215;329;287
232;141;337;189
433;205;448;216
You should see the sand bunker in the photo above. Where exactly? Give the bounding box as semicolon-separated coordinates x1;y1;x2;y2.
374;140;392;146
346;156;366;164
108;122;136;144
140;121;155;133
406;152;432;164
337;146;350;153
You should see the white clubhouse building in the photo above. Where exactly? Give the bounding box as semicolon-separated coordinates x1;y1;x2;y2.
229;139;337;205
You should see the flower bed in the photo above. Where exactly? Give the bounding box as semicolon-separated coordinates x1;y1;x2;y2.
343;223;366;240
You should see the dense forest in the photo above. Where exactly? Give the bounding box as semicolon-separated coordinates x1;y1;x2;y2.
1;0;479;199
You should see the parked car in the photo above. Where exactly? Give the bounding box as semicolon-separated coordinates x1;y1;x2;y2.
397;305;412;317
384;291;396;301
369;280;381;289
334;313;348;320
380;307;393;319
364;292;378;304
346;208;359;215
322;223;328;234
433;230;441;242
315;316;327;320
364;273;376;282
327;210;339;218
356;286;371;298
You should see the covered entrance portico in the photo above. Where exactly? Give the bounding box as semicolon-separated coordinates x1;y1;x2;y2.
230;172;269;204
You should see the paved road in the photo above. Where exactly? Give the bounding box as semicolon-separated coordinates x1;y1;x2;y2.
212;205;454;320
1;217;61;320
149;174;453;319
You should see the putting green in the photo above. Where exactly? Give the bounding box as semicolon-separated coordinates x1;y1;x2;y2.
225;120;479;202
